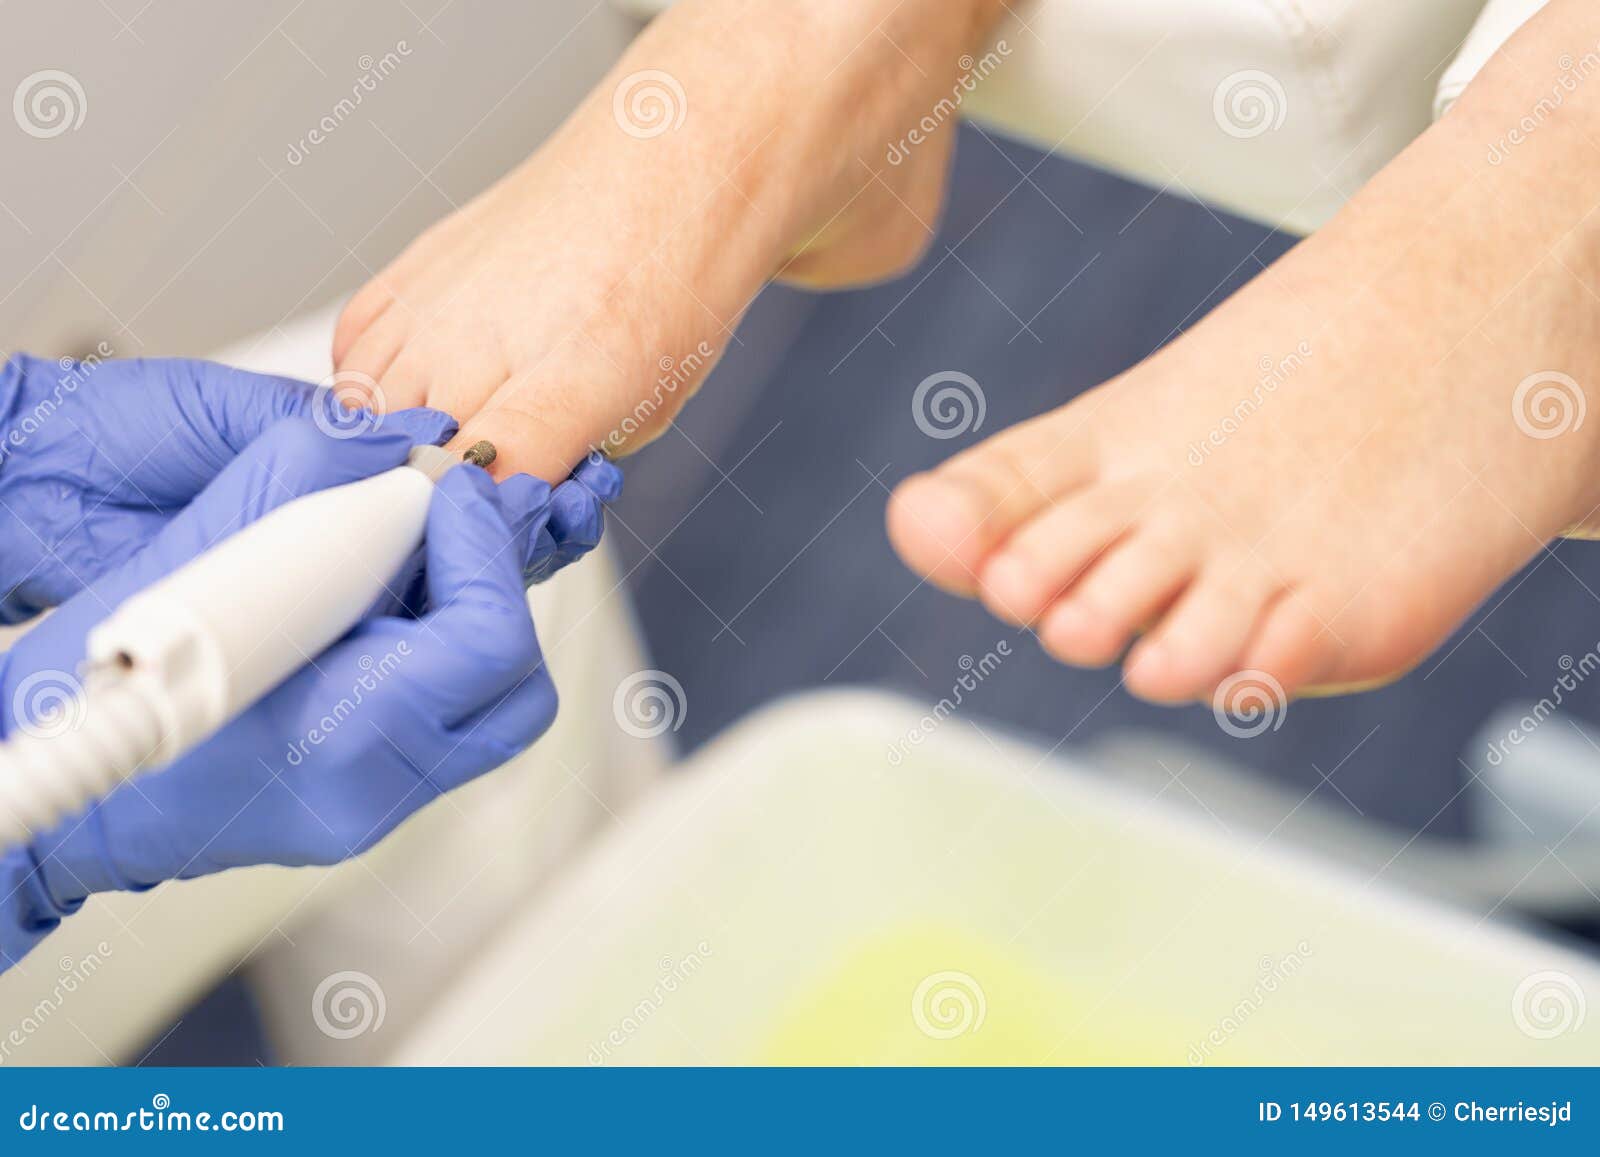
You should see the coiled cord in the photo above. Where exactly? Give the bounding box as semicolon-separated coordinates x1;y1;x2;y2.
0;679;165;851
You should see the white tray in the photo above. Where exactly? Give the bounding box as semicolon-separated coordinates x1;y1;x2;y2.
397;688;1600;1065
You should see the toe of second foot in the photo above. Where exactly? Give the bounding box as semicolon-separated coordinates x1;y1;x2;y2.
886;474;995;596
1036;599;1131;668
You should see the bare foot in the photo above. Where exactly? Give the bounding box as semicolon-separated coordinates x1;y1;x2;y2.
331;2;964;481
888;77;1600;704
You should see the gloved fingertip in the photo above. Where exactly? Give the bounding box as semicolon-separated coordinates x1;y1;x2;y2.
437;460;500;507
491;475;550;577
384;406;459;447
526;523;558;573
549;482;602;542
421;468;541;702
424;466;521;602
496;472;554;518
574;451;624;502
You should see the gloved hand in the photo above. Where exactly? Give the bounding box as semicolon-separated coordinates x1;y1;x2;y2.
0;414;618;972
0;353;621;622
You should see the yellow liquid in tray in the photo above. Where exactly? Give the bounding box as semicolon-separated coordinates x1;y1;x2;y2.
758;924;1177;1065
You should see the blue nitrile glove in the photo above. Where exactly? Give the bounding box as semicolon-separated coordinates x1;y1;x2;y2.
0;416;617;972
0;353;621;622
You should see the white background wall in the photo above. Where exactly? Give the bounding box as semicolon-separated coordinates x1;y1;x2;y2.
0;1;637;361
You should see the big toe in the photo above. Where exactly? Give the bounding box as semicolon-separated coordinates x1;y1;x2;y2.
886;473;994;594
887;414;1098;595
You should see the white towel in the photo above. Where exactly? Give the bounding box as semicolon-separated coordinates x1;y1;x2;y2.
1436;0;1549;119
608;1;1491;233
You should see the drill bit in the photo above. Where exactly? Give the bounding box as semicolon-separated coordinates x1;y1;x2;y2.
461;440;497;470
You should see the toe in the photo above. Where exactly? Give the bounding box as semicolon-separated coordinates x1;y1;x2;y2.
448;401;589;483
976;482;1150;625
1235;591;1338;697
886;473;993;594
886;413;1097;595
1123;566;1278;703
1036;527;1197;667
338;310;412;397
333;279;398;365
1036;599;1129;667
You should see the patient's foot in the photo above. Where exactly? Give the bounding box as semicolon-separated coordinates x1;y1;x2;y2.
888;117;1600;704
331;7;957;482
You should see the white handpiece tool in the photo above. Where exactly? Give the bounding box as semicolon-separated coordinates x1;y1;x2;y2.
0;441;495;851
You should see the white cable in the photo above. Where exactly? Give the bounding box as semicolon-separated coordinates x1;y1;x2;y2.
0;679;164;850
